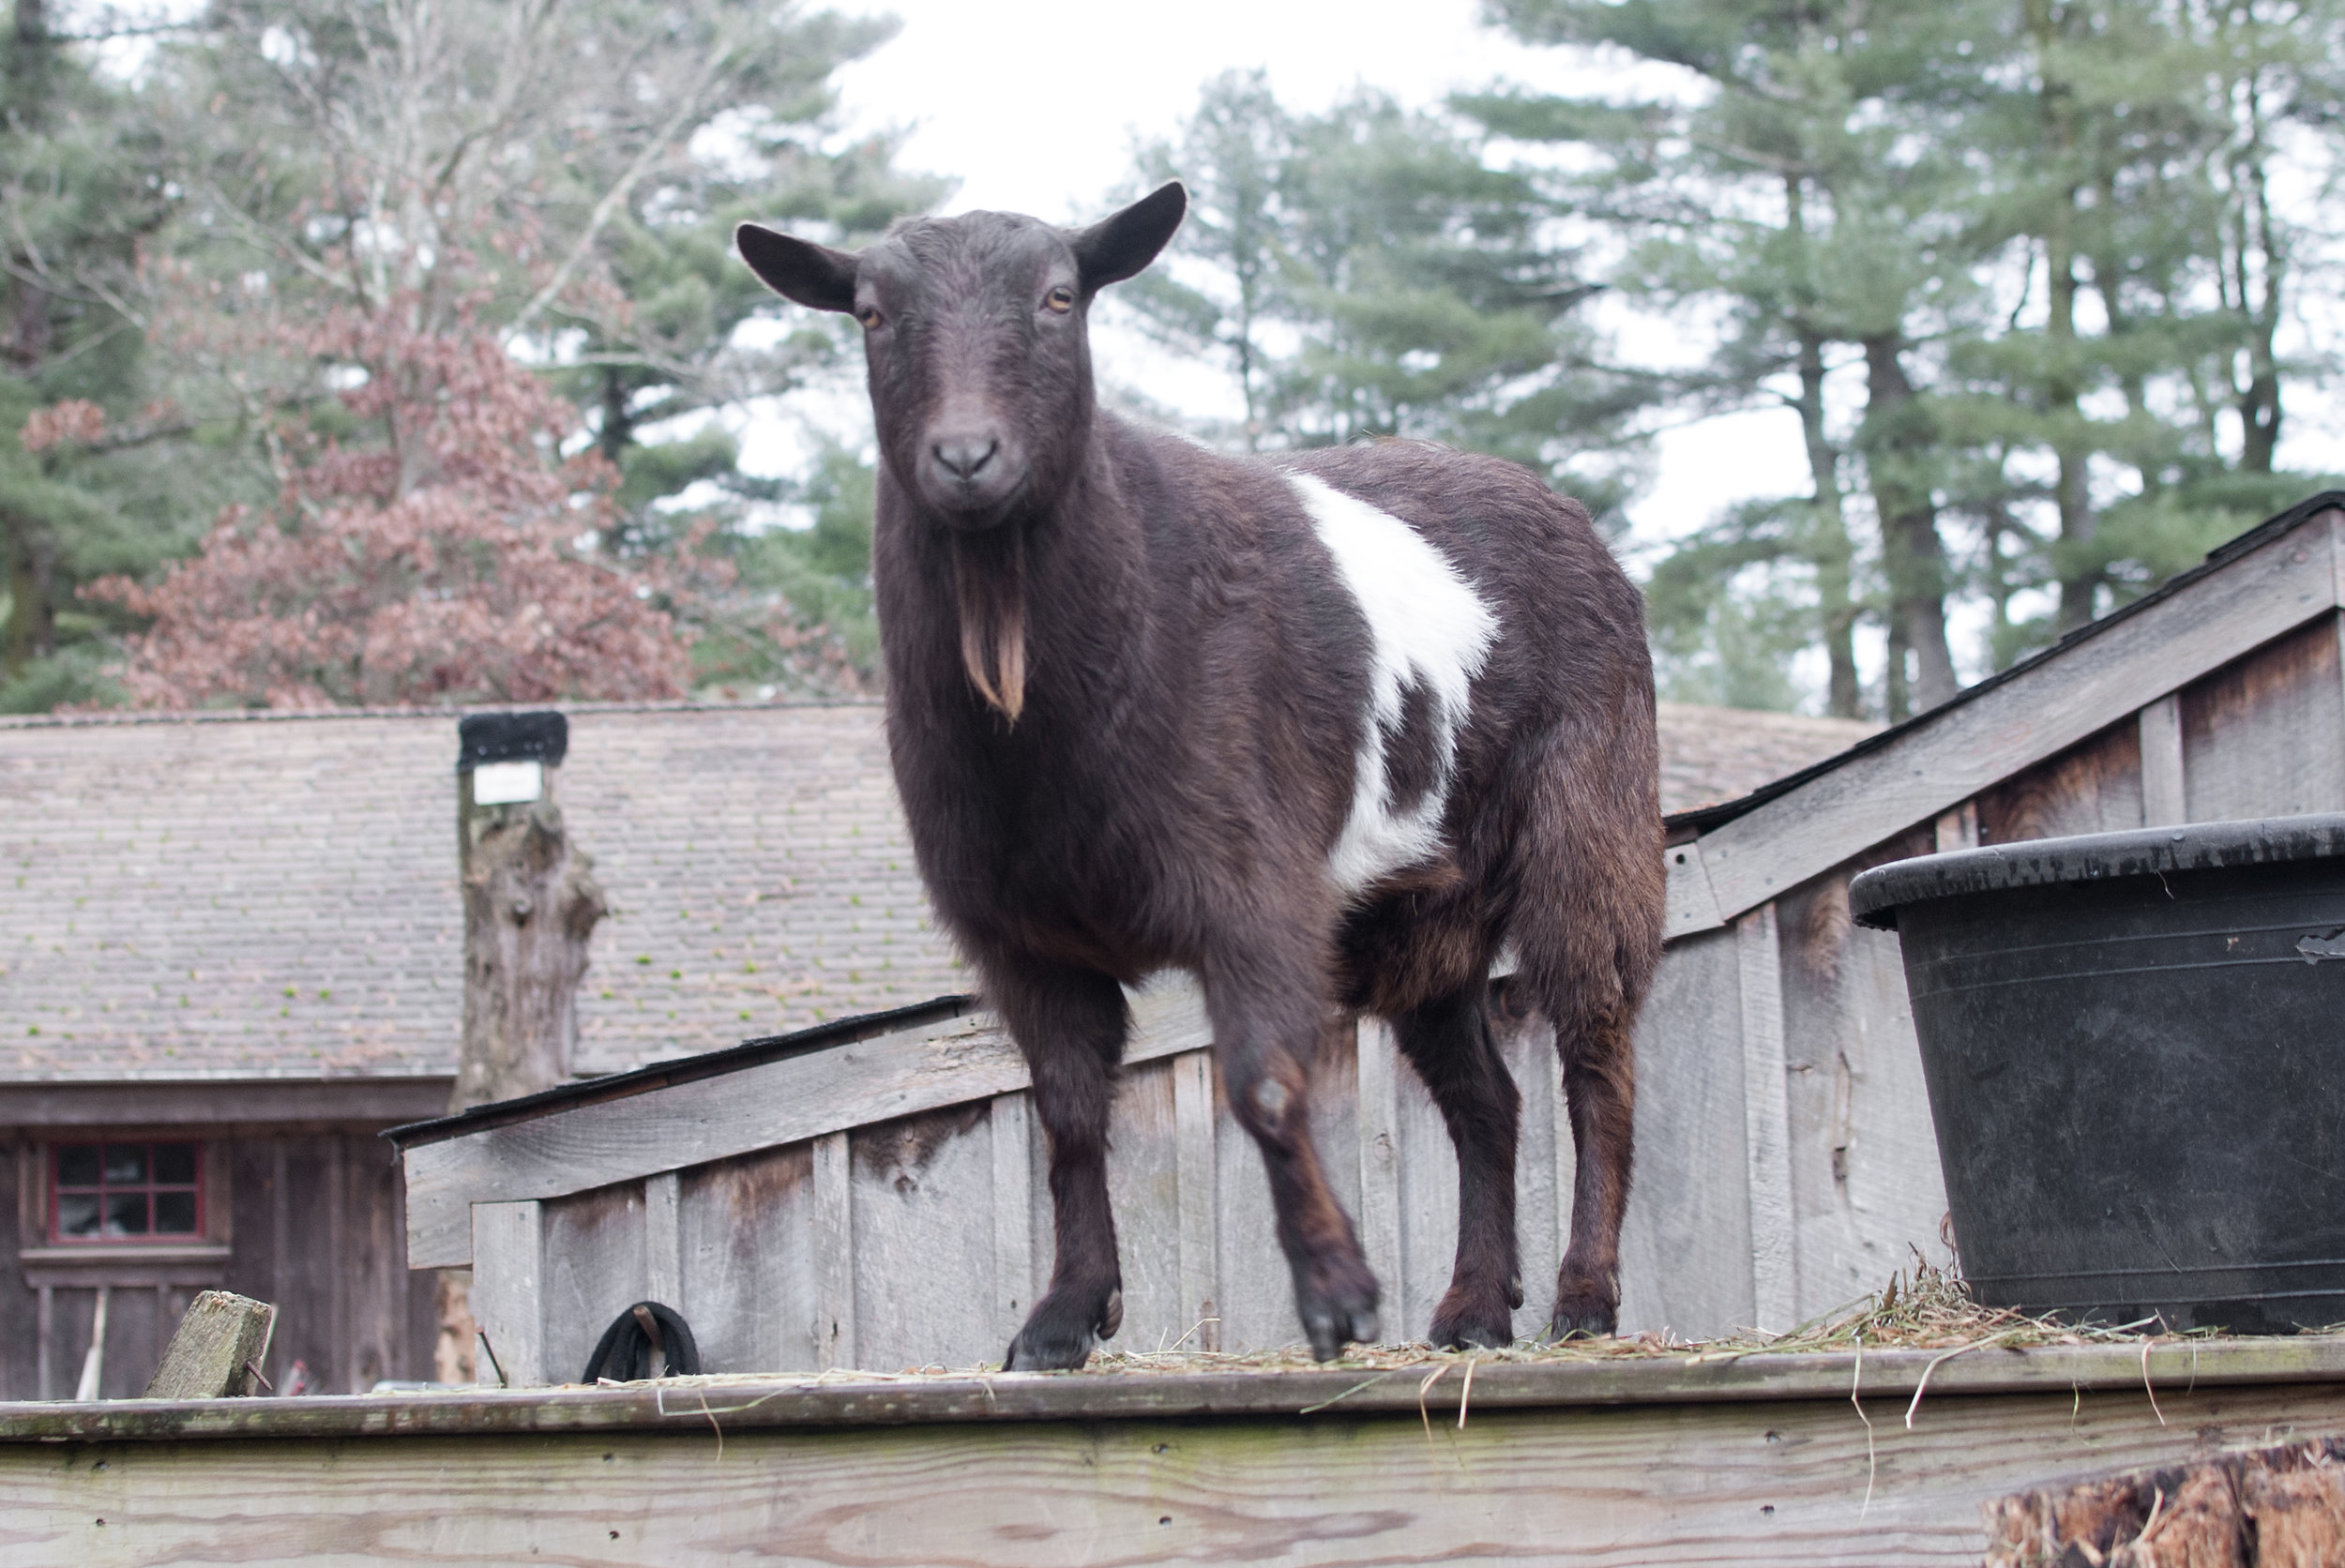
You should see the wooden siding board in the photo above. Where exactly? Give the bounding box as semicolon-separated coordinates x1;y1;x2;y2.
1976;720;2144;846
2140;696;2186;826
2182;616;2345;822
848;1106;995;1371
1694;511;2341;925
1172;1057;1219;1352
469;1200;545;1388
1775;836;1955;1320
1102;1062;1183;1356
1736;906;1797;1333
539;1182;649;1388
404;983;1213;1270
1618;927;1754;1337
676;1144;817;1376
988;1093;1035;1351
1499;1017;1564;1340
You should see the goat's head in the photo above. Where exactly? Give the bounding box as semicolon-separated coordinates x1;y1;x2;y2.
736;184;1188;532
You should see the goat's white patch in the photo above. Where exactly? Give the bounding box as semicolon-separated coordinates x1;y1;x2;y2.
1288;473;1499;899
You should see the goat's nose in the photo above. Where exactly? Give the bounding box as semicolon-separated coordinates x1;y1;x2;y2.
932;435;999;481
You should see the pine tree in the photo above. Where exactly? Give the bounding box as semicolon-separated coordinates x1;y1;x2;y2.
1127;74;1651;523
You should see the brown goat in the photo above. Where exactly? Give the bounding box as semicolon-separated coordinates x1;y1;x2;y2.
738;184;1663;1367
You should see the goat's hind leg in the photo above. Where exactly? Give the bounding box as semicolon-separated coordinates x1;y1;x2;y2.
991;958;1130;1371
1388;984;1523;1349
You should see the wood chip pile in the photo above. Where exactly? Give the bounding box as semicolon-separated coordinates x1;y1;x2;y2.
1986;1440;2345;1568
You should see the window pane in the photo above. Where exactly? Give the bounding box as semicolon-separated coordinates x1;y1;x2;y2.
153;1143;198;1185
55;1145;101;1187
103;1191;149;1237
155;1191;198;1234
57;1193;100;1238
103;1145;147;1184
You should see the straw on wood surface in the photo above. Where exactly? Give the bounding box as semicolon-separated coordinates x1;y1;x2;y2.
561;1258;2236;1391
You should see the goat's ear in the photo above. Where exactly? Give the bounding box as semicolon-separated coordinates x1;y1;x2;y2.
1073;182;1187;293
736;223;859;313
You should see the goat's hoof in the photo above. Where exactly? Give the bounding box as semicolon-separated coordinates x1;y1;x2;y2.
1548;1286;1618;1341
1430;1288;1515;1351
1301;1303;1381;1362
1005;1288;1117;1371
1003;1323;1093;1372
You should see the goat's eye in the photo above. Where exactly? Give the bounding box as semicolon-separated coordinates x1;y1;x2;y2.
856;306;884;330
1043;286;1074;314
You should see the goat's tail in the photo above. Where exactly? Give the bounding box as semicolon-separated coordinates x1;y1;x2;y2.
951;528;1028;723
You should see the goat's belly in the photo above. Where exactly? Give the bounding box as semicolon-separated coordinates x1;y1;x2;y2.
1286;473;1499;900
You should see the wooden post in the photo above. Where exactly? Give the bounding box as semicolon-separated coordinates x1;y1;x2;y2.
144;1291;277;1400
439;712;607;1382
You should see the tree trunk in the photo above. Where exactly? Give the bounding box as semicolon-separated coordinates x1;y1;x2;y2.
1794;320;1863;719
451;767;607;1110
2029;0;2099;635
438;751;607;1382
1861;334;1959;713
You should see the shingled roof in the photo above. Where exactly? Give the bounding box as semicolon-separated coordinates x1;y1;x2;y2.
0;698;1867;1084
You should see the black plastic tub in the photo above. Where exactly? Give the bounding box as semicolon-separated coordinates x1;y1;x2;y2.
1849;813;2345;1333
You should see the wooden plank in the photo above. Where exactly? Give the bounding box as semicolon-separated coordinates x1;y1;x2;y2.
2140;695;2186;826
1931;801;1976;853
1736;905;1796;1334
1773;837;1955;1320
1352;1022;1402;1340
1171;1055;1220;1353
850;1104;997;1371
405;980;1211;1270
538;1182;647;1387
1496;1012;1563;1341
10;1334;2345;1433
990;1093;1036;1353
11;1375;2345;1565
1618;927;1754;1338
1664;837;1725;937
1696;510;2340;924
2182;615;2345;822
810;1132;854;1372
677;1144;816;1377
643;1172;682;1310
1100;1061;1184;1356
1977;719;2145;846
468;1201;543;1388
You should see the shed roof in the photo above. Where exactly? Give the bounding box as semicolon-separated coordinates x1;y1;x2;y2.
0;689;1868;1087
1663;490;2345;941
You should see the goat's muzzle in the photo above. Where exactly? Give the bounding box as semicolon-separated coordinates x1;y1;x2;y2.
921;423;1026;528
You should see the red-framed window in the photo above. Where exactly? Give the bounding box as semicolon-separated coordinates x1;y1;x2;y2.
50;1140;204;1244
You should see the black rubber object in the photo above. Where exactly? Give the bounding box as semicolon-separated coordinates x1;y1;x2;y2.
1850;812;2345;1333
580;1301;701;1383
457;710;568;772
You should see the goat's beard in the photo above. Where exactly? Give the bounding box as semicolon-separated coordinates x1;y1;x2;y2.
949;526;1026;723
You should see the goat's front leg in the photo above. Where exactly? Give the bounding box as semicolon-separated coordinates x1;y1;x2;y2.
990;957;1129;1371
1208;949;1380;1361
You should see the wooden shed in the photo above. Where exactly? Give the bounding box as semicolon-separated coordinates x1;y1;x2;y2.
394;490;2345;1378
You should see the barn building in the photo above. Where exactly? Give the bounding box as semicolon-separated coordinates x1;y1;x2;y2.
0;694;1858;1396
390;490;2345;1381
